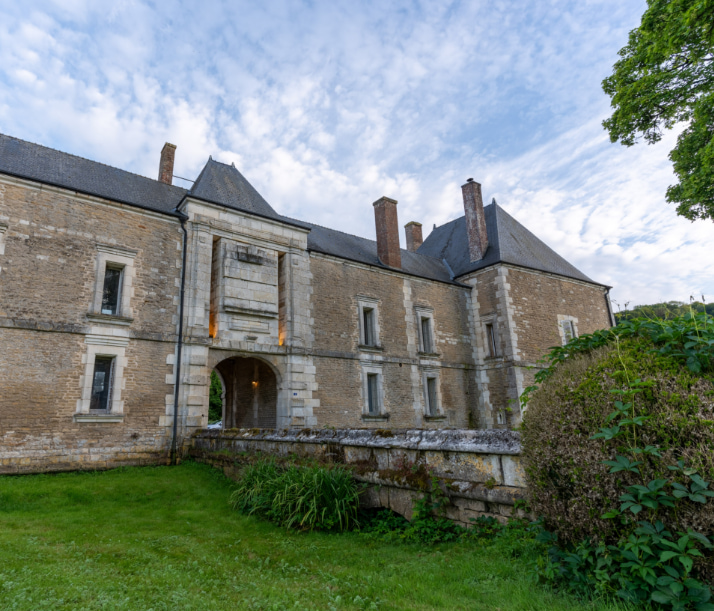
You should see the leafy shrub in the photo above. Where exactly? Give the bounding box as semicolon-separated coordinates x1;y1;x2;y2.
230;459;361;531
536;521;714;609
522;312;714;591
208;371;223;423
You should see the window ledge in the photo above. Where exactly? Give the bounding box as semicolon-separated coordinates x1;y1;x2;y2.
358;344;384;353
86;313;133;326
424;414;447;421
418;351;441;358
74;413;124;423
362;413;389;422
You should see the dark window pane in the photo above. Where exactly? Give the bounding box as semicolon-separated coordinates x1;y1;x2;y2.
427;377;438;415
367;373;379;414
90;356;114;411
102;267;122;315
421;317;432;353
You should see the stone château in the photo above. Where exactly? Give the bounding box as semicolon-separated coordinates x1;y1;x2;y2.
0;134;613;472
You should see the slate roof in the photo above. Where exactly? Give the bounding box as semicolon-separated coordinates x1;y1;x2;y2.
188;158;283;221
0;134;187;214
418;202;598;284
0;133;600;286
293;220;456;284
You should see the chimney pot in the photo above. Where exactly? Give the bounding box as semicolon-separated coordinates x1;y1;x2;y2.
158;142;177;185
373;196;401;268
461;178;489;261
404;221;423;252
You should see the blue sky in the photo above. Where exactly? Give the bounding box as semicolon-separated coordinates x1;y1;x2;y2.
1;0;712;308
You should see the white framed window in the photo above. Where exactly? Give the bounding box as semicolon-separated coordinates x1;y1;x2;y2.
361;362;386;417
557;315;579;345
357;296;381;348
415;306;435;354
90;244;137;319
421;369;442;417
75;334;128;422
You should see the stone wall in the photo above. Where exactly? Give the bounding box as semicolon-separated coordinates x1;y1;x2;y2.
0;174;181;472
463;264;612;429
309;254;477;429
190;428;526;525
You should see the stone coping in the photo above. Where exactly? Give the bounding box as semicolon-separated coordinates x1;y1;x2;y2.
193;427;521;455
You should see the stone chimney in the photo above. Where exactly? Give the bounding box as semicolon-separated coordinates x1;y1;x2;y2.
373;196;401;268
461;178;488;261
404;221;423;252
158;142;177;185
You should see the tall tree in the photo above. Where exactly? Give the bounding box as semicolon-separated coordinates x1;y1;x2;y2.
602;0;714;221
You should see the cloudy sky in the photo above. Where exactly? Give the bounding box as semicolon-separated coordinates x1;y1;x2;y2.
1;0;711;308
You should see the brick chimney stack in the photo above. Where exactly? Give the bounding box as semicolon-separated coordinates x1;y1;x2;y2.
461;178;488;261
158;142;177;185
404;221;423;252
373;196;401;269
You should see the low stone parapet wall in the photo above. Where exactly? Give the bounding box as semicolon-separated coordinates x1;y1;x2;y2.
189;428;526;525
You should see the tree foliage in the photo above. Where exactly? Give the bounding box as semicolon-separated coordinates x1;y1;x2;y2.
602;0;714;221
615;301;714;322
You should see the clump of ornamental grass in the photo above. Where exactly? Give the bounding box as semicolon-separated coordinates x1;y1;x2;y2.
230;459;362;532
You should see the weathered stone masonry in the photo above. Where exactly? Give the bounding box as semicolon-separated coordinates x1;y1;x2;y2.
0;134;613;473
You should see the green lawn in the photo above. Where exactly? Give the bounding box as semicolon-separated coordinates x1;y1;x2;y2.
0;462;629;611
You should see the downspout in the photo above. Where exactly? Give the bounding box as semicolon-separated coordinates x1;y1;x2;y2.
605;288;616;328
171;209;189;465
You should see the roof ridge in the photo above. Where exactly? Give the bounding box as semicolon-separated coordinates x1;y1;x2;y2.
0;132;188;193
282;214;451;264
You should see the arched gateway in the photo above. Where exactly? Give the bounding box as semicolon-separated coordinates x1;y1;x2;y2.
214;356;278;429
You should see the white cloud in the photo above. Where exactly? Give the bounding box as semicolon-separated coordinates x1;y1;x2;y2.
0;0;710;308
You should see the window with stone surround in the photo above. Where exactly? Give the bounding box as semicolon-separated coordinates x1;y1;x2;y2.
90;356;115;411
558;315;579;345
367;373;380;414
421;369;443;418
361;362;386;419
90;244;137;320
416;306;436;354
486;323;498;357
425;376;438;415
481;314;500;359
101;266;123;315
75;335;128;422
0;224;7;256
357;296;381;349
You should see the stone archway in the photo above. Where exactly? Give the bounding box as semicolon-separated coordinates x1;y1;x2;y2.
215;356;278;429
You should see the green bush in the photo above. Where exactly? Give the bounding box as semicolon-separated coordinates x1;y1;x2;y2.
522;312;714;592
208;371;223;423
230;459;361;531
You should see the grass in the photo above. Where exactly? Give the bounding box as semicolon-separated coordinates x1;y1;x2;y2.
0;462;632;611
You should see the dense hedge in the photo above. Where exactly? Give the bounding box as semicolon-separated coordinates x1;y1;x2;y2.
521;313;714;581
